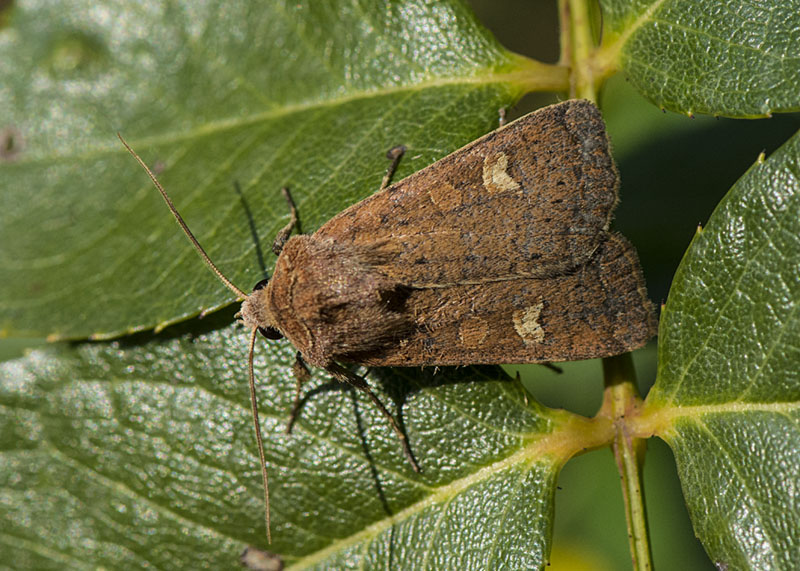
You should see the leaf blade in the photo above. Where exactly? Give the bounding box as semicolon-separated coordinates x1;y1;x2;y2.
0;319;564;569
650;128;800;567
601;0;800;117
0;0;530;340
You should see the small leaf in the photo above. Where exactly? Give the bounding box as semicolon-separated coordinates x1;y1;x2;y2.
650;130;800;568
601;0;800;117
0;316;564;569
0;0;532;340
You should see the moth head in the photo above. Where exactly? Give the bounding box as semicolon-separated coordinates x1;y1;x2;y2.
238;277;283;339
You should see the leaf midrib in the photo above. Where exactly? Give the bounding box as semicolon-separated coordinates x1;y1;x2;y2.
286;434;566;569
601;0;669;63
9;68;531;167
638;401;800;437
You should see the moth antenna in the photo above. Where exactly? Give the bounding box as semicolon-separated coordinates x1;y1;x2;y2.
247;327;272;543
118;133;248;300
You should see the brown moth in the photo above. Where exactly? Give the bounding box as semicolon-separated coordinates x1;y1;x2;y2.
120;99;656;542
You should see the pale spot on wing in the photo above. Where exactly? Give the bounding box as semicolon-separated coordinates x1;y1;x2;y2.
459;316;488;348
513;300;545;345
482;152;520;193
428;180;462;211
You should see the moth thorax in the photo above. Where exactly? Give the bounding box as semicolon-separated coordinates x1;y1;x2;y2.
239;288;276;332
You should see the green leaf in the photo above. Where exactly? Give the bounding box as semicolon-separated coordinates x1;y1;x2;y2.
0;0;534;340
601;0;800;117
0;318;564;569
649;129;800;568
0;2;587;568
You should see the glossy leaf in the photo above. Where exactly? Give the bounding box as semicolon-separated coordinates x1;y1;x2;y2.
0;0;534;340
0;2;585;568
601;0;800;117
0;318;565;569
649;129;800;568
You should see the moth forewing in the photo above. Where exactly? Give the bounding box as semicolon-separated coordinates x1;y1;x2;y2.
351;232;656;366
315;100;619;284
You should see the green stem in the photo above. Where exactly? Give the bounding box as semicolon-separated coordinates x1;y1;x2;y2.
602;354;653;571
506;55;570;93
565;0;598;101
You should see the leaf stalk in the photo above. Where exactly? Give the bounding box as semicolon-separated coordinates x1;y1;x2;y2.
602;353;653;571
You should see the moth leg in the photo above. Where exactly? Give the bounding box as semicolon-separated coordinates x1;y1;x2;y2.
380;145;406;190
498;107;507;127
286;352;311;434
272;187;300;256
539;362;563;374
326;362;420;473
514;372;530;406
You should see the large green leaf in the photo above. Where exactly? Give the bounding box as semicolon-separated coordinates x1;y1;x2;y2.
648;129;800;568
0;318;569;569
0;2;592;568
0;0;539;340
601;0;800;117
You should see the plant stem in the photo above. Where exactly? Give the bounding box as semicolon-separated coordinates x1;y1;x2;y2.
506;54;571;93
565;0;599;101
602;353;653;571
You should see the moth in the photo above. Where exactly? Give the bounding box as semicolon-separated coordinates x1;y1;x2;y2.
120;99;656;541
